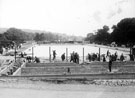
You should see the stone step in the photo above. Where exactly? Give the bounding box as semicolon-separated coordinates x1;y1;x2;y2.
26;62;79;67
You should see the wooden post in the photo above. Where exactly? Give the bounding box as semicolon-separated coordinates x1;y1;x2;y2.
32;47;34;62
66;48;68;62
83;47;84;63
99;47;100;61
15;45;16;62
130;47;132;56
49;47;51;62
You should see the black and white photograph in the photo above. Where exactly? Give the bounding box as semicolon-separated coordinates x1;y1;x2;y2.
0;0;135;98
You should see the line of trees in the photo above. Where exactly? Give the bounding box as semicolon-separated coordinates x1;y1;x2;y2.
34;32;63;42
3;28;34;43
85;18;135;47
0;27;83;47
1;17;134;48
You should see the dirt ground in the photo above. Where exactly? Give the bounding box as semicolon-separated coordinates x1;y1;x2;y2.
0;79;135;98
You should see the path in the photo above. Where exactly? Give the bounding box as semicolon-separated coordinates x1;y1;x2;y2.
0;81;135;98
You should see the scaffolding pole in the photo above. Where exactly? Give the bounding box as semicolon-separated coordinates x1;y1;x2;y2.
32;47;34;62
83;47;84;63
49;47;51;62
66;48;68;62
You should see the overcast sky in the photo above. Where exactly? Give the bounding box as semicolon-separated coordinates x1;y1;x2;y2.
0;0;135;36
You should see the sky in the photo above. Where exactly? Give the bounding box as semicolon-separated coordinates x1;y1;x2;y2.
0;0;135;36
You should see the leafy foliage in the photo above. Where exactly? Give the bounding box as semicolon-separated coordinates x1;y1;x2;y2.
3;28;32;43
85;18;135;46
0;28;83;45
85;25;111;44
111;18;135;46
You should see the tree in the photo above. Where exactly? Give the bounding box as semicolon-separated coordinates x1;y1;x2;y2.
0;34;7;41
94;25;111;44
85;25;111;44
3;28;29;43
111;18;135;46
34;33;41;42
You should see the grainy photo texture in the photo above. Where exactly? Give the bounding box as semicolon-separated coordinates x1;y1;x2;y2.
0;0;135;98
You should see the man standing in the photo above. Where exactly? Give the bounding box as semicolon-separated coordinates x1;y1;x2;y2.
120;53;124;61
53;50;56;60
108;55;112;72
61;53;65;61
70;51;75;62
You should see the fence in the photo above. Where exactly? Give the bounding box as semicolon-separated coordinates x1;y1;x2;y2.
28;46;102;63
24;44;131;63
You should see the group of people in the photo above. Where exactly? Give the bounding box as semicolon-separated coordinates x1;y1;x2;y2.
87;50;125;63
0;43;22;55
23;48;127;73
25;48;125;67
70;52;79;64
87;53;100;62
86;50;126;72
26;56;40;63
107;51;125;72
105;50;125;62
54;51;80;64
105;50;125;72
